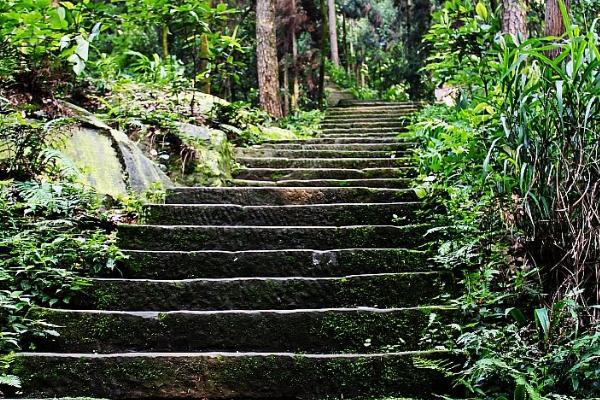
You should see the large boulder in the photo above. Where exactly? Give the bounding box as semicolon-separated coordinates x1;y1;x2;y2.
58;101;173;197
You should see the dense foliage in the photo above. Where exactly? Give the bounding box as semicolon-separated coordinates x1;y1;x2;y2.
412;1;600;397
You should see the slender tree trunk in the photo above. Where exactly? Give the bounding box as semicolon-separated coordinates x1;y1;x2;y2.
256;0;283;117
198;33;211;94
161;24;170;59
290;0;299;110
283;57;290;116
317;0;328;108
342;13;349;72
502;0;528;40
327;0;340;66
545;0;570;58
291;26;300;110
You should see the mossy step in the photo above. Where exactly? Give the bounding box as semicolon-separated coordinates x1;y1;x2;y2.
142;202;422;226
321;117;408;128
237;149;410;158
166;187;417;205
13;351;454;399
233;167;415;181
320;128;406;135
232;178;411;189
30;306;456;353
337;100;420;107
122;248;430;279
327;109;417;117
257;143;414;151
329;105;418;111
237;157;411;169
323;114;409;122
117;224;432;251
320;125;406;132
261;138;412;145
320;132;403;138
75;272;452;310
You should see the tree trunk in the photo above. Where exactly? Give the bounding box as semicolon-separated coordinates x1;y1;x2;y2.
256;0;283;117
327;0;340;66
317;0;328;108
283;57;290;116
342;13;349;71
502;0;527;40
161;24;170;59
198;33;211;94
545;0;570;58
290;0;299;110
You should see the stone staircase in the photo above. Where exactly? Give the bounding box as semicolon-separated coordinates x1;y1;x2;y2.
13;100;456;399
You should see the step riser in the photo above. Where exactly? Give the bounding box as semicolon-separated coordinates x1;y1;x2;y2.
237;158;411;169
118;224;431;251
76;273;452;311
237;149;410;158
257;143;414;151
166;187;417;205
233;168;415;181
232;178;411;189
320;129;405;135
320;133;403;138
142;203;421;226
323;116;408;121
337;100;420;106
122;248;430;279
262;138;411;144
14;353;453;399
327;111;417;117
32;307;455;353
320;123;407;130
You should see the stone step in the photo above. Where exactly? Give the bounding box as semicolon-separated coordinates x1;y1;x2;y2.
327;109;417;117
233;167;414;181
31;306;456;353
166;187;417;205
323;114;409;121
232;178;411;189
117;224;432;251
143;202;421;226
320;121;406;129
237;157;410;169
320;120;407;130
261;137;411;145
75;272;452;311
238;149;408;158
330;104;418;111
14;351;453;399
320;132;402;138
257;143;414;151
122;248;430;279
320;128;405;135
337;100;420;107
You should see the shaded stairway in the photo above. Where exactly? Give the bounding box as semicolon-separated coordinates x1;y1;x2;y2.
14;100;456;399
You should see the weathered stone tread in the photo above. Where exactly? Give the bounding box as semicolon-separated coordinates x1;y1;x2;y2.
117;224;432;251
121;248;430;278
232;178;412;188
166;187;417;205
14;351;453;399
143;202;422;226
30;306;456;353
78;272;452;310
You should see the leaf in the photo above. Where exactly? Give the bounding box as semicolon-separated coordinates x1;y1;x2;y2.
0;375;21;388
508;307;527;327
534;308;550;341
475;2;488;20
